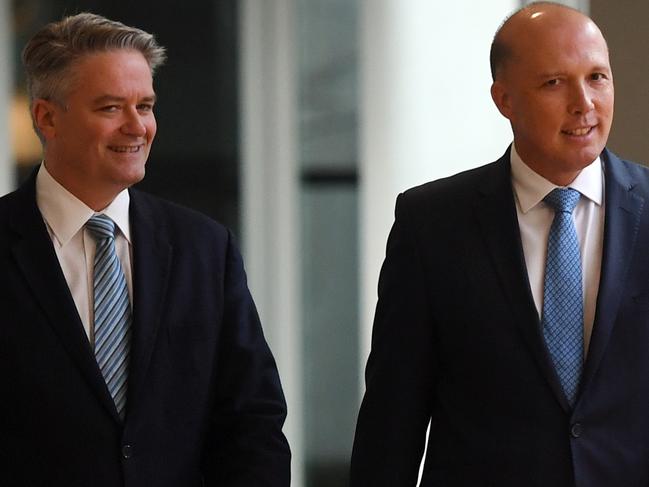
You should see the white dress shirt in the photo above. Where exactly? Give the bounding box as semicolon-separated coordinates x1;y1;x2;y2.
35;163;133;344
510;143;604;355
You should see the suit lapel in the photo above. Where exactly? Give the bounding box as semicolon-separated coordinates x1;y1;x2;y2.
581;150;644;391
9;175;120;422
126;190;172;411
473;150;571;412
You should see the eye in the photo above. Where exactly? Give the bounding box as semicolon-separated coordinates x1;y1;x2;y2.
590;72;608;81
137;103;154;113
100;105;120;113
545;78;560;87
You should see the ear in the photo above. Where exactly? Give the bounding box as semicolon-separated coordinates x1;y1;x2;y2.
490;80;513;120
31;98;59;141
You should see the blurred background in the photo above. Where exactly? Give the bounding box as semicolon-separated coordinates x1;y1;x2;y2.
0;0;644;485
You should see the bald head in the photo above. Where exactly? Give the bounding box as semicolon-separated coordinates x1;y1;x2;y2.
490;2;607;81
488;0;613;186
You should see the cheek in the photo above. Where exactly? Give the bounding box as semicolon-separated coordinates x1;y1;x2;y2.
530;105;563;131
147;118;157;142
603;95;614;116
81;125;113;148
512;98;548;128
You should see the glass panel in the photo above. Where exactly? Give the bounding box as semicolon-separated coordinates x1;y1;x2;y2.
301;187;359;486
297;0;359;485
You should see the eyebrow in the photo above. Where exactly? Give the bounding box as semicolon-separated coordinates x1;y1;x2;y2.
590;65;612;73
536;66;611;79
537;72;566;79
92;94;157;105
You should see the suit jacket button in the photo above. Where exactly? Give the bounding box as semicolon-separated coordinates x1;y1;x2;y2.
570;423;582;438
122;444;133;459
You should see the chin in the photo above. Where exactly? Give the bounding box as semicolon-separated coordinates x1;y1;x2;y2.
114;168;146;189
128;171;146;186
576;147;604;167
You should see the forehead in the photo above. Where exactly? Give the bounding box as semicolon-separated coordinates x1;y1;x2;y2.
504;11;610;76
66;50;154;98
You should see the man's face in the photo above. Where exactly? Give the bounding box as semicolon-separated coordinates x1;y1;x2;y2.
491;11;614;185
39;49;157;208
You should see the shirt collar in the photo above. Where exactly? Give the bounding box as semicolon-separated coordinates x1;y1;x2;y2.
36;162;131;246
510;142;603;214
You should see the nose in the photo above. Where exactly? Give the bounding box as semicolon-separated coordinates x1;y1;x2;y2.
568;82;595;115
121;107;147;137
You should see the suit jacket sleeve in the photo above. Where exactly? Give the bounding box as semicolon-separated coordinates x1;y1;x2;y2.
351;192;438;486
202;230;291;486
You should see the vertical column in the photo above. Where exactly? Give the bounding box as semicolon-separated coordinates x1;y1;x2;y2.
0;0;13;195
239;1;304;486
358;0;517;388
297;1;360;483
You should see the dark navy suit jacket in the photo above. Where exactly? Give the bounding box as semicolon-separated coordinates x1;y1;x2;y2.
351;148;649;486
0;172;290;486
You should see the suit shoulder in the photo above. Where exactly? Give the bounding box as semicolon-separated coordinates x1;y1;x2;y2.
0;188;21;214
603;148;649;192
0;181;40;230
130;190;230;243
399;157;507;209
615;156;649;178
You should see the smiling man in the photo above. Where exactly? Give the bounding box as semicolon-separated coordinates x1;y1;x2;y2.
34;49;158;210
0;13;290;487
351;2;649;487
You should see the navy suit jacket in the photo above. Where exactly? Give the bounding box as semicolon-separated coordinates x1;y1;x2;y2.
0;172;290;486
351;148;649;486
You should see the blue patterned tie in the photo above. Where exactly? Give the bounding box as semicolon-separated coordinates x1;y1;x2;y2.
86;215;131;420
542;188;583;407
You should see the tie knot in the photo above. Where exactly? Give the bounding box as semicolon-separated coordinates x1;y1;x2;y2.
86;214;116;241
544;187;580;214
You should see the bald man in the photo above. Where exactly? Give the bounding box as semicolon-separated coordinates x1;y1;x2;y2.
351;2;649;486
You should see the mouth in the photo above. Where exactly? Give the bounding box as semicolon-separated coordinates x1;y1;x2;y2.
108;144;145;153
561;125;596;136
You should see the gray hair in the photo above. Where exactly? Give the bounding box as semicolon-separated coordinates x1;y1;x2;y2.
22;12;166;107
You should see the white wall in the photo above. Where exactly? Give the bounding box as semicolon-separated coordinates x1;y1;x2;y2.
239;1;304;486
358;0;518;381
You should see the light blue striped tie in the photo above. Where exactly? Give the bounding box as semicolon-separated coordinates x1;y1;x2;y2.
86;214;131;420
542;188;583;407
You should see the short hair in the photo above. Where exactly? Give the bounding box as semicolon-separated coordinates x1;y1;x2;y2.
489;2;581;81
22;12;166;106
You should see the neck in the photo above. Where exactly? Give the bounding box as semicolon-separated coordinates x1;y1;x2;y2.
43;161;119;211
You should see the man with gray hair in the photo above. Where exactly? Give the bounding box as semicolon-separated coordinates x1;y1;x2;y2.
0;13;290;486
